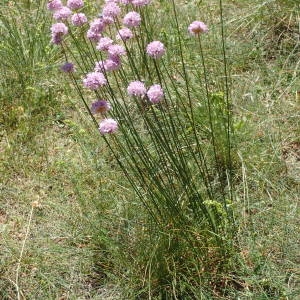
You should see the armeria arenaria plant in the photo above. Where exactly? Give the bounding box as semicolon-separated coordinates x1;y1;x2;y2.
47;0;236;296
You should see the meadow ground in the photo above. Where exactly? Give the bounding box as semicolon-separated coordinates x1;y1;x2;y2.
0;0;299;299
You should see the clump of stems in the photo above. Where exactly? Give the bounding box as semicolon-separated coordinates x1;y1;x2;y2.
47;0;236;294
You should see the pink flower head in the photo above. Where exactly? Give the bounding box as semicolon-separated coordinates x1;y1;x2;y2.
105;57;122;71
53;6;72;21
188;21;208;35
127;81;146;97
94;60;105;73
147;84;164;104
123;11;141;27
90;18;106;33
132;0;151;6
61;62;75;73
91;100;111;114
51;22;68;44
108;44;126;58
99;118;118;134
102;2;121;18
116;28;133;41
146;41;165;59
67;0;84;10
71;13;87;26
95;57;121;72
100;15;114;25
83;72;107;90
87;29;102;42
96;37;114;51
51;22;68;35
47;0;63;11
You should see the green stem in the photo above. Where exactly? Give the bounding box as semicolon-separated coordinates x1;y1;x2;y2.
219;0;233;203
197;35;221;177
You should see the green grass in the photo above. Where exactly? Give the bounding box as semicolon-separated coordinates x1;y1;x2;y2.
0;0;299;299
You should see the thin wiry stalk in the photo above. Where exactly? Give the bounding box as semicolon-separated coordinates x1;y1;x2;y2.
169;0;217;198
197;35;220;176
219;0;234;203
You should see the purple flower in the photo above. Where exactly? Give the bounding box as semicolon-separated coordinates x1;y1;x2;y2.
51;22;68;44
188;21;208;35
61;62;75;73
90;18;106;33
83;72;107;90
94;60;105;73
51;35;62;44
146;41;165;59
147;84;164;104
51;22;68;35
108;44;126;58
96;37;114;51
99;118;118;134
132;0;151;6
105;0;123;3
67;0;84;10
53;6;72;21
47;0;63;11
71;13;87;26
102;16;115;25
123;11;141;27
91;100;111;114
116;28;133;41
102;2;121;18
105;57;122;71
95;57;121;72
127;81;146;97
87;29;102;42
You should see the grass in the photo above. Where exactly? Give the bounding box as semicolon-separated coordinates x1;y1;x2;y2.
0;0;299;299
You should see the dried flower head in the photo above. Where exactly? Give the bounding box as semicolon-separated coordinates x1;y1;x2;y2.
61;62;75;73
91;100;111;114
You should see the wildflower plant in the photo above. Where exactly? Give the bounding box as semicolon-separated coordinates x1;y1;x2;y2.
47;0;236;295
